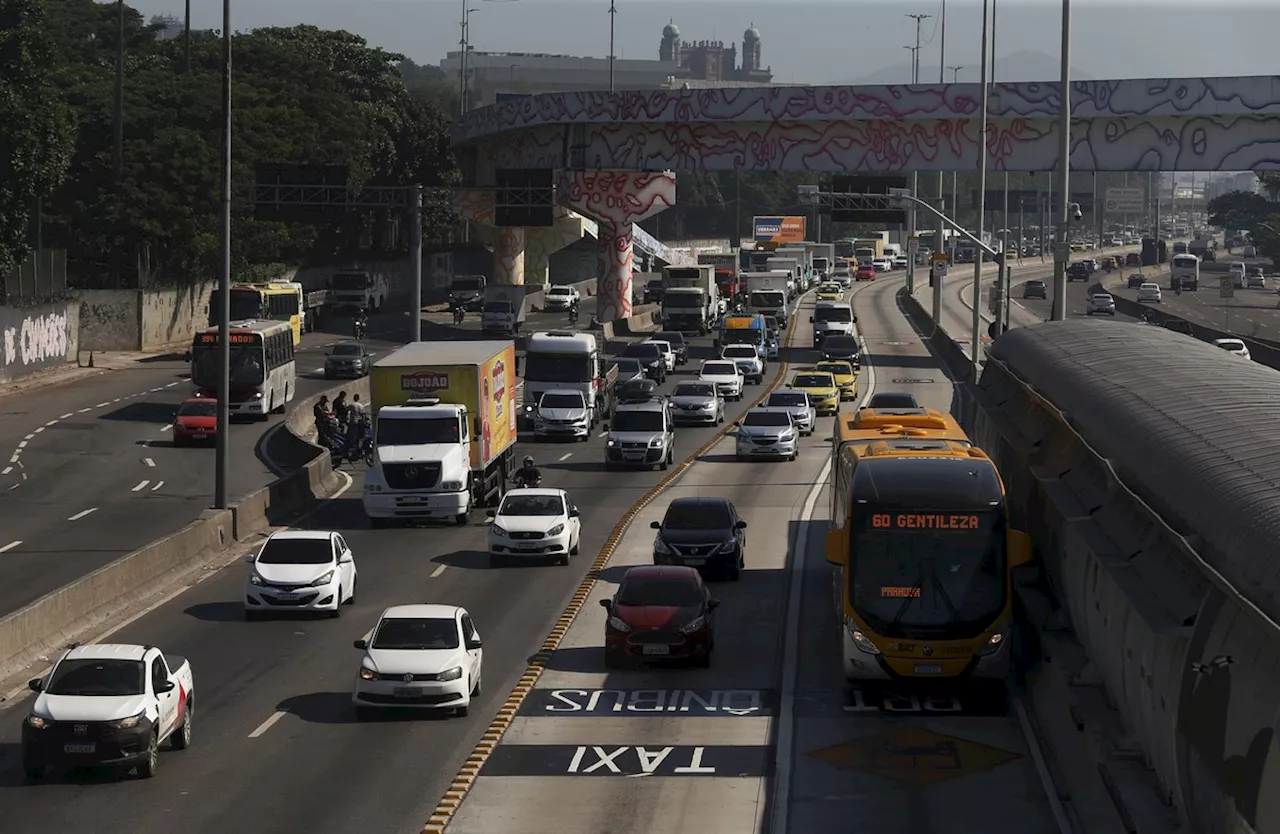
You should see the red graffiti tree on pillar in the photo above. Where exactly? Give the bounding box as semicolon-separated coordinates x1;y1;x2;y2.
562;171;675;322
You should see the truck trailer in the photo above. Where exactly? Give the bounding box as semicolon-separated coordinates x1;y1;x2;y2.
363;341;518;526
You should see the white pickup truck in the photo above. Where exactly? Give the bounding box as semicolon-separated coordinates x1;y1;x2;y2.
21;643;195;779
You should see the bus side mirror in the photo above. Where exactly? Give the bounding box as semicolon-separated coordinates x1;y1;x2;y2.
1008;530;1033;567
825;529;844;566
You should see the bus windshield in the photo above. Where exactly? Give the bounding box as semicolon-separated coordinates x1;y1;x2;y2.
191;344;265;388
228;290;264;321
721;328;763;346
849;510;1006;639
750;291;785;307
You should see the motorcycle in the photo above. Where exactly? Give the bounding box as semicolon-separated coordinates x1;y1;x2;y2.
453;305;466;325
568;306;579;325
512;471;542;489
319;415;374;466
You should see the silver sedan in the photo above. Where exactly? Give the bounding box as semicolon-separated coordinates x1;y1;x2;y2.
764;388;816;436
668;381;724;426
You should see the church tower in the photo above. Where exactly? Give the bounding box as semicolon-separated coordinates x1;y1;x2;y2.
742;23;761;72
660;19;681;62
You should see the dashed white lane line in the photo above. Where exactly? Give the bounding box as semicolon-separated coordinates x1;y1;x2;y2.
430;564;447;578
33;426;44;434
597;430;608;437
1;467;10;475
557;452;573;461
77;407;91;413
16;441;26;449
67;508;98;521
0;541;20;555
132;480;150;492
95;402;109;408
165;381;179;387
143;458;156;467
249;710;288;738
59;413;73;419
161;424;173;432
151;480;164;491
312;366;325;373
8;455;17;464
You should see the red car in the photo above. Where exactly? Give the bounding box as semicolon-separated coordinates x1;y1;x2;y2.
600;566;718;668
855;265;877;281
172;397;218;446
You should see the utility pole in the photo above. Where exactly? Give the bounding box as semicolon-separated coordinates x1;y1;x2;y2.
114;0;124;183
946;65;964;262
991;0;1011;335
1051;0;1072;321
906;13;931;82
215;0;232;510
411;186;423;342
608;0;617;93
933;0;948;324
971;0;990;375
184;0;192;72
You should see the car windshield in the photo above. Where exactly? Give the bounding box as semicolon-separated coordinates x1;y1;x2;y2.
1218;340;1245;350
769;392;807;408
525;353;593;383
674;383;715;398
663;294;702;308
793;374;833;388
450;277;483;292
483;301;511;313
377;416;459;445
723;346;755;358
548;288;571;296
611;410;664;432
816;363;852;376
617;575;703;607
45;659;146;697
372;617;460;650
623;343;660;360
331;344;363;356
663;501;732;529
744;411;791;427
1141;285;1158;290
850;510;1007;637
749;291;785;306
654;332;685;347
823;336;858;352
1026;281;1044;289
814;307;853;323
500;494;565;516
178;401;217;417
702;362;736;376
257;537;333;565
645;342;671;353
539;393;585;409
608;358;642;376
1093;295;1112;302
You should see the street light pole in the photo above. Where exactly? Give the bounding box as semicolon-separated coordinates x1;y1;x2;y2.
971;0;990;375
114;0;124;183
992;0;1011;334
184;0;192;72
608;0;617;93
933;0;948;323
946;65;964;263
215;0;232;509
1051;0;1072;320
904;31;924;295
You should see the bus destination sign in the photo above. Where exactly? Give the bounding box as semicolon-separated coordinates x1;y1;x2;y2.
872;513;980;531
196;332;259;345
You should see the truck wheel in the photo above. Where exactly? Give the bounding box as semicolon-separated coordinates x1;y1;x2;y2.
172;700;193;750
455;512;469;526
137;733;160;778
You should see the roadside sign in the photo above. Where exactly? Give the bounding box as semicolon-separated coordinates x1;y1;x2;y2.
1220;276;1235;298
931;252;949;261
1105;187;1145;213
931;260;948;280
907;236;919;253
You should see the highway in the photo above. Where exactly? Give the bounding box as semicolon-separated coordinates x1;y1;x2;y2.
0;289;799;832
1102;259;1280;340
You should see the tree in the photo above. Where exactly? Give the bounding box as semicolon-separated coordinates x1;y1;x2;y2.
1254;172;1280;201
0;0;75;277
1206;190;1275;232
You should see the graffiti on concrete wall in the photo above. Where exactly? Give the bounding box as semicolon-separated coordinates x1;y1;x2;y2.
456;77;1280;173
0;305;72;381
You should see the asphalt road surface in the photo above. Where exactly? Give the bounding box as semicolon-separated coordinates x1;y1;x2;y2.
1102;259;1279;340
0;308;408;618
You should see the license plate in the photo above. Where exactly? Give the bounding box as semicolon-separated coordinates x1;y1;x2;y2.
683;558;706;566
393;687;418;698
913;664;943;675
192;433;207;440
642;645;670;656
274;592;300;600
399;496;425;504
515;546;538;553
63;743;95;754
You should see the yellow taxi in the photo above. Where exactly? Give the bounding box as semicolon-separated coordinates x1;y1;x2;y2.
789;370;841;415
814;360;857;400
816;282;843;302
1070;241;1087;252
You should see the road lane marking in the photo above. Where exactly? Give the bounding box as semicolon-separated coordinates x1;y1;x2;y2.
0;541;20;554
431;564;447;578
248;710;288;738
151;480;164;491
143;458;156;467
17;441;26;449
132;481;150;492
151;387;164;392
312;367;325;373
77;407;91;413
1;467;10;475
95;402;109;408
597;430;607;437
34;426;44;433
166;381;179;387
557;452;573;461
59;412;73;419
161;424;173;432
8;454;17;464
67;508;98;521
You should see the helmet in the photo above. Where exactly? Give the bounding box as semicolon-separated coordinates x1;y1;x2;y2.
523;455;534;467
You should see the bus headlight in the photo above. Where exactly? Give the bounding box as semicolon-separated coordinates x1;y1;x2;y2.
846;618;880;655
977;629;1008;656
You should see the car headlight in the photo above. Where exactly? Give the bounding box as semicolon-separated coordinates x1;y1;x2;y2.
680;616;706;634
442;481;463;491
26;714;50;729
649;437;664;447
846;619;881;655
250;572;265;586
607;616;632;632
977;629;1008;656
654;536;671;554
437;666;463;681
312;570;335;587
491;524;508;537
108;711;146;730
359;665;380;681
547;523;564;536
779;430;795;440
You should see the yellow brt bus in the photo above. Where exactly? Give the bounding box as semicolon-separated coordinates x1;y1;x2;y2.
226;284;303;346
825;406;1032;681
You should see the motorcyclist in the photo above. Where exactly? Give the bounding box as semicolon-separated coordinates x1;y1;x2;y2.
353;309;368;339
513;455;541;488
452;301;466;324
568;296;580;324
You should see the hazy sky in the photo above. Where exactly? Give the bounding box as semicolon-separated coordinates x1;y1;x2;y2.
126;0;1279;85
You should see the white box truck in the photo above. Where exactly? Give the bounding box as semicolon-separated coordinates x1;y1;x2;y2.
660;265;719;335
744;272;790;327
363;341;518;527
522;330;613;425
481;285;527;335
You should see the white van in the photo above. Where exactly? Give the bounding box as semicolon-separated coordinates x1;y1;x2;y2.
1230;261;1247;289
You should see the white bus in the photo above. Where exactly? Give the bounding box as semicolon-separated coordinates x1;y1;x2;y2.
1169;254;1200;291
190;319;297;419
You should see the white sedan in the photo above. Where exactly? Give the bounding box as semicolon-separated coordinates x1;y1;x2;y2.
1137;283;1163;303
244;530;357;619
1213;338;1252;360
352;604;483;718
487;488;582;565
699;359;745;401
544;285;580;309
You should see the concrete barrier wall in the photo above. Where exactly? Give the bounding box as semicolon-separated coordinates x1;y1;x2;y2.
1109;292;1280;369
79;283;215;353
0;300;79;384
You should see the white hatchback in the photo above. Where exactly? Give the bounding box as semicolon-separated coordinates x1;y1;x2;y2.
1213;338;1251;360
1086;293;1116;316
487;488;582;565
243;530;357;619
699;359;744;401
352;604;483;718
1137;283;1162;303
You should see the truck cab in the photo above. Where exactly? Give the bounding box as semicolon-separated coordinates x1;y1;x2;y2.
523;331;609;426
365;398;475;526
743;272;790;327
481;286;526;336
660;265;718;335
330;269;388;313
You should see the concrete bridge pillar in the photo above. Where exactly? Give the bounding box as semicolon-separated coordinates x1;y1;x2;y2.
562;171;676;322
451;188;526;285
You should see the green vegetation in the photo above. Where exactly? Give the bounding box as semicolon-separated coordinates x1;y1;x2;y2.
1207;189;1280;264
6;1;457;288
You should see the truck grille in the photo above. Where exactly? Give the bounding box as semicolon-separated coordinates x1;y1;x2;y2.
383;463;442;490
